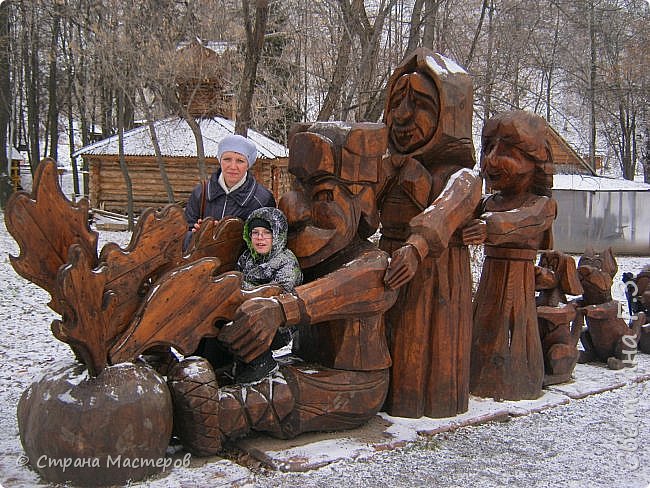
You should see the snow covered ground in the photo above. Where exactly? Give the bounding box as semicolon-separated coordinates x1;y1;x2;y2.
0;212;648;487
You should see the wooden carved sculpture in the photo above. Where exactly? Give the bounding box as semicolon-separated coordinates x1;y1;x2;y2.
4;158;245;485
6;159;246;374
535;250;584;385
166;122;399;456
378;49;482;418
576;248;642;369
466;110;556;401
623;266;650;353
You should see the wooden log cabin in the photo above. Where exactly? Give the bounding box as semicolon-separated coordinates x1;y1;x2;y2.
546;124;598;175
73;117;290;213
73;39;291;214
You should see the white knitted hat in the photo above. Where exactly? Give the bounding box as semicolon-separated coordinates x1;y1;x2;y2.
217;134;258;167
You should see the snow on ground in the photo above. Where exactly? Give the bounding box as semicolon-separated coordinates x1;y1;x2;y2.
0;212;648;487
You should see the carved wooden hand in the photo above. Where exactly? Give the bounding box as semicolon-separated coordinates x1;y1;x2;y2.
218;297;286;363
384;244;420;289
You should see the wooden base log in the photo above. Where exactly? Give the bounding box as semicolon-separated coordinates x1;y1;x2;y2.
17;362;172;487
167;358;388;456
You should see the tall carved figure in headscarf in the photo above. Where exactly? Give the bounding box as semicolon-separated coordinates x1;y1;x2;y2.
465;110;556;401
379;49;482;418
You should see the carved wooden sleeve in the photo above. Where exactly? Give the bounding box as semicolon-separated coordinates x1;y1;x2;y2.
280;250;398;326
408;168;482;257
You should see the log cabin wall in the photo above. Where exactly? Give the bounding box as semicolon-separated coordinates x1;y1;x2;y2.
85;154;291;213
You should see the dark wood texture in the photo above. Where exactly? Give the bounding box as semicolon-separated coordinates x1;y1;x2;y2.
577;248;641;369
98;205;187;344
5;159;98;314
110;267;280;363
536;251;584;385
18;362;172;486
378;49;481;418
182;216;244;272
470;110;556;401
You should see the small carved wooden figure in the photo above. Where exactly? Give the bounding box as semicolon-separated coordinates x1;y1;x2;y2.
576;248;642;369
465;110;556;401
378;48;483;419
535;250;584;385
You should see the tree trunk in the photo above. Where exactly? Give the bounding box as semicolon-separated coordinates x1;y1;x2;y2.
138;85;174;203
618;103;635;180
482;0;494;122
588;0;597;174
25;2;40;174
0;1;10;172
63;19;80;200
339;0;396;121
641;127;650;183
67;106;80;200
317;28;352;121
101;85;113;138
235;0;269;136
421;0;439;49
465;0;489;68
181;107;207;181
117;90;134;230
406;0;426;54
46;1;61;162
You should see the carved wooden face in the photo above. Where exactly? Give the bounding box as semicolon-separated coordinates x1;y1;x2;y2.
385;73;440;154
480;139;535;196
577;248;617;304
279;178;360;269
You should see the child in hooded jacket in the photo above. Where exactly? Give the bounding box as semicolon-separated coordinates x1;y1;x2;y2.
238;207;302;294
234;207;302;383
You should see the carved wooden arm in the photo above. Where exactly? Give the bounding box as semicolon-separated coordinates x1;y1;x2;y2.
408;168;482;259
482;196;556;247
276;249;398;326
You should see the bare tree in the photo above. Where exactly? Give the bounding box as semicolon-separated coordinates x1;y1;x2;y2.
235;0;269;136
0;1;10;174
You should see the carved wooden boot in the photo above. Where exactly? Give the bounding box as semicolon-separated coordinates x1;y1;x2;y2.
167;357;224;456
167;357;296;456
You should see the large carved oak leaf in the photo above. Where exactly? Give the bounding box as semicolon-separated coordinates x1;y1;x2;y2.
5;161;98;313
110;260;281;363
184;216;244;273
52;245;116;376
98;204;187;346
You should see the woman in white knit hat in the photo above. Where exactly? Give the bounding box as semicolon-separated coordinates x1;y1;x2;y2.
184;134;275;249
183;134;276;370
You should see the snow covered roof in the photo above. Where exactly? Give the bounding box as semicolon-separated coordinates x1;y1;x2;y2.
10;147;25;161
73;117;288;160
553;174;650;191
